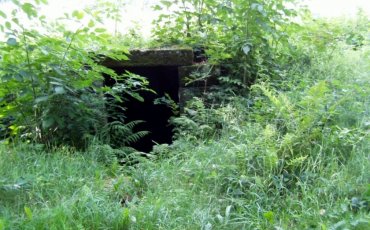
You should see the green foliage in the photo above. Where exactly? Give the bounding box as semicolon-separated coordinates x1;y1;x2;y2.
251;82;332;170
37;89;107;149
88;144;118;166
85;0;126;36
171;97;224;140
123;15;369;228
99;120;150;149
293;10;369;54
153;0;301;86
154;93;179;116
1;1;370;229
0;0;148;148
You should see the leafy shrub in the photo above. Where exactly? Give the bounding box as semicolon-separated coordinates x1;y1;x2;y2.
0;1;148;149
153;0;301;86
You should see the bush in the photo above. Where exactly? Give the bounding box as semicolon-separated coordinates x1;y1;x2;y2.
0;1;148;149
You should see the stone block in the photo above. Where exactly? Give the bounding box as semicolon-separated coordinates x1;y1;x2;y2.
103;48;194;67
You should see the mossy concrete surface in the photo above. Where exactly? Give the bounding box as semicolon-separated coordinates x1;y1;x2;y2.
103;48;194;67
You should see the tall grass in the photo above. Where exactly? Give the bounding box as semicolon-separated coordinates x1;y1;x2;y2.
0;145;128;229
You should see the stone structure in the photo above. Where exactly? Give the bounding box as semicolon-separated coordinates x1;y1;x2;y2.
103;48;218;152
103;48;194;67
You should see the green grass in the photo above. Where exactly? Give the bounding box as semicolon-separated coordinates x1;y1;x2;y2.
0;145;127;229
123;137;369;229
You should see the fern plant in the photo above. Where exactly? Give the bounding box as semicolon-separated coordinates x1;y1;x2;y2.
99;120;149;149
90;120;151;166
251;81;349;172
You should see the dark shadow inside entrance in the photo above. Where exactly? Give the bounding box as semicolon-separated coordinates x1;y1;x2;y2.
104;66;179;152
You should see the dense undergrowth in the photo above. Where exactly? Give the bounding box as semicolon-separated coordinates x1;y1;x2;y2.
1;0;370;229
1;43;369;229
124;46;370;229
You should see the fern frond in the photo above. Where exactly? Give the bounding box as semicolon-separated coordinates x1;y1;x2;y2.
99;120;148;148
122;120;146;130
123;130;150;145
252;83;281;108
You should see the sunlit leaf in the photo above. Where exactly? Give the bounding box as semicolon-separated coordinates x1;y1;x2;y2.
0;10;6;19
5;22;11;29
24;206;33;220
88;20;95;28
160;0;172;8
225;205;232;219
53;66;66;76
153;5;162;11
263;211;274;224
72;10;84;20
50;81;63;86
35;0;48;5
0;218;4;230
40;46;49;55
95;28;107;33
21;3;37;18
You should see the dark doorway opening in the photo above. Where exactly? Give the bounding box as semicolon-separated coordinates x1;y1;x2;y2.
104;66;179;152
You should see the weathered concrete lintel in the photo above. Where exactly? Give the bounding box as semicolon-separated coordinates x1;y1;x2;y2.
103;48;194;67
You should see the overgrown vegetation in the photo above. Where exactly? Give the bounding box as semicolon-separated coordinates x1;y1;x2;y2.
0;0;149;149
1;0;369;229
152;0;302;87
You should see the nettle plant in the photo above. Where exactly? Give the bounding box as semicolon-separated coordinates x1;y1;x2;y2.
0;1;148;148
153;0;301;86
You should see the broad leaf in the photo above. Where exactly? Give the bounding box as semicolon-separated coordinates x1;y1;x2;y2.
5;21;11;29
24;206;33;220
72;10;84;20
95;28;107;33
0;10;6;19
21;3;38;18
88;20;95;28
